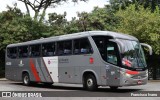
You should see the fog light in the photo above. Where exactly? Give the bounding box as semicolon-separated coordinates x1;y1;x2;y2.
124;80;128;83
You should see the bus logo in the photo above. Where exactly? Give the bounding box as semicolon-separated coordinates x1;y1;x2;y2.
18;60;24;67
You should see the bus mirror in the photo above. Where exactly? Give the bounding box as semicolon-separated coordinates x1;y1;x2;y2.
140;43;152;55
109;39;125;53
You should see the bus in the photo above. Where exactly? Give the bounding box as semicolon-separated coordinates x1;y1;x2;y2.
5;31;152;91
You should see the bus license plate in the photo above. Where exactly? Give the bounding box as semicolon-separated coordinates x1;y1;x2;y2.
137;80;142;84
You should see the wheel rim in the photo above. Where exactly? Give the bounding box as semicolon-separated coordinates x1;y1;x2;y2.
24;75;29;84
87;78;93;87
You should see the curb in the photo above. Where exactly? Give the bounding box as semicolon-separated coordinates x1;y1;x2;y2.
0;78;7;81
148;80;160;82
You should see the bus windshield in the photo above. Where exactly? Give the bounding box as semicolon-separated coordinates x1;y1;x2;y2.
120;39;147;68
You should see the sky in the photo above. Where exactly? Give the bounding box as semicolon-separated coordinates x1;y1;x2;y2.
0;0;109;21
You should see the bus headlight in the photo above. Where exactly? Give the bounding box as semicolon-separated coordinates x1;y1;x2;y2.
125;73;131;77
146;70;148;77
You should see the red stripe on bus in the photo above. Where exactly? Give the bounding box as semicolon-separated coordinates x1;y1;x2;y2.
30;59;41;82
126;70;139;75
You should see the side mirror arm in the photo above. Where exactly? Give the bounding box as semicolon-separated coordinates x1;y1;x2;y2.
140;43;152;55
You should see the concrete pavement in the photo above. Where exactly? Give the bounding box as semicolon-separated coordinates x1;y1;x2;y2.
0;78;7;81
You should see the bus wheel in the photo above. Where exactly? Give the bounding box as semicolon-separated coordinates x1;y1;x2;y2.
110;86;118;90
22;73;30;86
84;74;97;91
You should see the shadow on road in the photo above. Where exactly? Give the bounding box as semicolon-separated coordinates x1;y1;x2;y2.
11;82;142;93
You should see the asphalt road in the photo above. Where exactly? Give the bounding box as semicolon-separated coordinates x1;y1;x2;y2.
0;80;160;91
0;80;160;100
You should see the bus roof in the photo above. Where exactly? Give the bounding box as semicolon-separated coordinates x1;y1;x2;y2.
7;31;138;47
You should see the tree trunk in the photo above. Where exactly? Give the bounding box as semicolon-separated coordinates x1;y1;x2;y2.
34;11;39;21
24;0;30;16
39;7;47;23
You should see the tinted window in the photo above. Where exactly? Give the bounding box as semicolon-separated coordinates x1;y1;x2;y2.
107;43;118;65
18;46;29;58
42;42;56;57
7;47;17;58
92;36;119;65
29;45;41;57
57;40;72;55
73;38;92;54
92;36;106;59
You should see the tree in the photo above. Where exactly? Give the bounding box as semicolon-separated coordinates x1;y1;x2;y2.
18;0;88;22
0;5;48;59
88;6;120;31
65;17;80;33
116;4;160;55
109;0;132;11
48;12;68;35
0;5;49;77
110;0;160;12
63;5;121;33
0;6;48;50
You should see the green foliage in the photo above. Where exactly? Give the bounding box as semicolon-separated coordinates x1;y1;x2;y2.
109;0;132;11
88;6;120;31
48;12;68;36
0;6;48;51
116;4;160;54
0;6;49;76
65;17;80;33
63;6;120;33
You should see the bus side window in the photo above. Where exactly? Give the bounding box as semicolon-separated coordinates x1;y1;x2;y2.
106;43;118;65
42;42;55;57
57;40;72;56
92;37;105;59
63;41;72;55
74;38;92;54
18;46;28;58
7;47;17;59
74;39;80;54
29;45;41;57
57;41;64;55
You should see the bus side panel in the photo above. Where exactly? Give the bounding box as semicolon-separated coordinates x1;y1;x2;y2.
42;57;58;83
6;56;54;83
58;55;102;84
29;58;53;83
58;56;76;83
5;56;26;81
5;58;34;82
5;58;16;81
40;58;53;83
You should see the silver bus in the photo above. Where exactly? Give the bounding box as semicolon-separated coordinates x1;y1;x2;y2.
5;31;152;91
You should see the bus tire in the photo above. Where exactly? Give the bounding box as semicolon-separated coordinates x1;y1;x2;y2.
22;73;31;86
110;86;118;90
84;74;97;91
